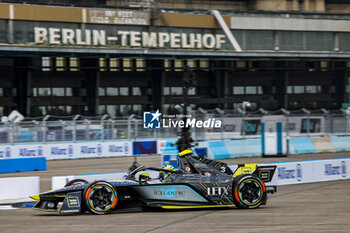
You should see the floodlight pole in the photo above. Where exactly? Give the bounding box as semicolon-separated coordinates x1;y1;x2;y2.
180;65;196;151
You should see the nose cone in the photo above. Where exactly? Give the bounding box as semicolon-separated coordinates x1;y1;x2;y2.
30;194;40;201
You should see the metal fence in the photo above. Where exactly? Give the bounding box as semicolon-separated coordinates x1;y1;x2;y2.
0;108;349;144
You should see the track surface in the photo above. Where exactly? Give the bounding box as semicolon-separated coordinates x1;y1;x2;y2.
1;153;350;233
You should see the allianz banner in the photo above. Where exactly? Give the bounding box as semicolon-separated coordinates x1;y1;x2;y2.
0;141;133;160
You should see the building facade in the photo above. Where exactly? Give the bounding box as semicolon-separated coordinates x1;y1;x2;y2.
0;1;349;117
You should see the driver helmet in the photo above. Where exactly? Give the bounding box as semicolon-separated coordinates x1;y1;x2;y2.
159;165;176;182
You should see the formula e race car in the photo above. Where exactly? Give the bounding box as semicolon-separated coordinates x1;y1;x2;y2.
30;150;277;215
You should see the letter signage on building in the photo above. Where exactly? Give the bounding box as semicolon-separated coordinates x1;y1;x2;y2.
88;9;150;25
34;27;227;49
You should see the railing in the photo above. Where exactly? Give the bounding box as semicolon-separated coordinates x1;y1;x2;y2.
0;108;349;144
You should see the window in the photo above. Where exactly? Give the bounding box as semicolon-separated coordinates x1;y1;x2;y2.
56;57;65;71
294;86;304;94
120;105;131;115
66;88;73;96
106;105;118;118
132;87;141;96
119;87;129;96
33;88;73;97
164;59;172;71
0;88;3;96
163;87;170;95
236;61;246;68
12;88;17;97
233;86;244;95
42;57;51;71
186;59;195;68
233;86;264;95
136;58;145;71
66;106;72;114
171;87;183;95
52;88;65;96
99;58;107;71
133;105;142;115
163;87;184;95
70;57;79;71
199;59;209;71
288;85;321;94
38;88;51;96
330;85;336;93
106;87;118;96
123;58;132;71
109;58;120;71
174;59;183;71
99;88;106;96
246;86;256;94
80;88;86;96
305;85;317;93
188;88;196;95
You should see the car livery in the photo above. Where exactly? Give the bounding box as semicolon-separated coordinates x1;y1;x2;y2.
30;150;277;215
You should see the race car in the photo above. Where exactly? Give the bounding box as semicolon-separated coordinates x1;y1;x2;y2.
30;149;277;215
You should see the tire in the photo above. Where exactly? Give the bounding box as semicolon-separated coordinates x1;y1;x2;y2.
232;174;267;209
83;181;118;215
64;179;88;187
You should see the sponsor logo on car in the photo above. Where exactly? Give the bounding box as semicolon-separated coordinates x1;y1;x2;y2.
154;187;185;199
207;187;229;197
67;197;80;208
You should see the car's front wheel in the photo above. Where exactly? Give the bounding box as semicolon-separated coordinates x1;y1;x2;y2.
83;181;118;215
232;174;266;209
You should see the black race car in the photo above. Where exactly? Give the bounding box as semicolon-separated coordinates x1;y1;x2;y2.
30;149;277;215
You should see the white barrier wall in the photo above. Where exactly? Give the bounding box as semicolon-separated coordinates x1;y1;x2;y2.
0;141;132;160
259;158;350;186
0;176;40;200
52;158;350;190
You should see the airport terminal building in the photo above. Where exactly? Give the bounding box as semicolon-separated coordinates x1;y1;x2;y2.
0;0;349;117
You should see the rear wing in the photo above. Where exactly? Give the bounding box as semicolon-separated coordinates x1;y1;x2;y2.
232;163;277;183
252;165;277;183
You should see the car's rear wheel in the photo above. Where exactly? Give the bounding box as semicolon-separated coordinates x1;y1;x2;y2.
83;181;118;215
64;179;88;187
232;174;266;209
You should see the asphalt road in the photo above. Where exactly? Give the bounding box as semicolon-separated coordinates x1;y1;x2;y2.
0;152;350;233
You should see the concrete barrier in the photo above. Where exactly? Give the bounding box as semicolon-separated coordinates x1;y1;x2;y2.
0;176;40;200
330;136;350;152
0;157;46;173
207;141;230;159
289;138;316;154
